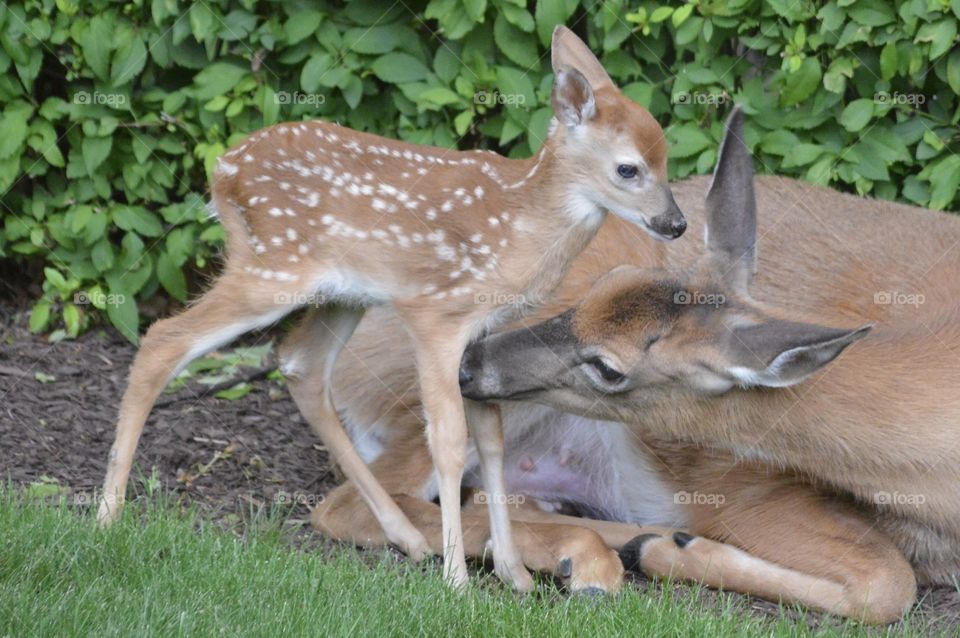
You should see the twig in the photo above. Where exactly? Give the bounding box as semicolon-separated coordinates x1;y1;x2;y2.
0;365;31;378
155;365;276;407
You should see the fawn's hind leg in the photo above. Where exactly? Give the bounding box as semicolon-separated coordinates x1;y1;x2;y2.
98;274;293;525
279;305;431;561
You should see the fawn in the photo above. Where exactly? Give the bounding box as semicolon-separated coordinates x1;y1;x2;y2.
319;106;956;623
96;25;686;589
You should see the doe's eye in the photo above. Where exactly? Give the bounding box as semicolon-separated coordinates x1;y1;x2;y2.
589;358;625;383
617;164;639;179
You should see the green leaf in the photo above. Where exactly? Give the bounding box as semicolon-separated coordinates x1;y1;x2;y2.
92;238;115;272
760;130;801;156
204;95;229;111
780;57;821;106
43;267;68;292
500;4;535;31
111;35;147;88
63;303;81;337
81;15;113;81
846;151;888;181
419;87;462;107
156;251;187;301
0;106;29;159
343;25;410;54
301;53;335;94
262;86;279;125
672;3;694;27
915;20;958;59
879;42;898;80
783;143;826;168
494;66;536;106
848;0;895;26
189;3;216;41
226;97;245;117
463;0;486;22
33;372;57;385
284;10;324;45
527;107;553;147
371;53;430;84
216;383;252;400
948;49;960;94
29;301;51;333
494;14;540;69
81;136;112;175
113;206;164;237
929;155;960;210
534;0;577;47
107;289;139;344
902;176;929;205
860;128;910;163
193;63;247;100
768;0;815;20
650;7;674;23
453;110;473;137
839;99;874;132
70;205;92;233
668;125;711;159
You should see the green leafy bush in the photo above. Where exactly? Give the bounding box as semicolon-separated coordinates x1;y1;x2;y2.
2;0;958;342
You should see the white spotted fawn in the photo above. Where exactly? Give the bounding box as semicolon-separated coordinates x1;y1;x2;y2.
97;26;686;590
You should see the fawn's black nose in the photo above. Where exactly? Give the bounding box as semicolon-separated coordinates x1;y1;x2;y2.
646;186;687;240
458;365;474;387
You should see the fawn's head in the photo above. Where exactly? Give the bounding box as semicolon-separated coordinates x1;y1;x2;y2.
548;26;685;241
460;107;871;416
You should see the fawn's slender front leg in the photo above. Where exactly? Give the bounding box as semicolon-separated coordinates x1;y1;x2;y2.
463;400;534;592
407;327;473;588
280;306;430;560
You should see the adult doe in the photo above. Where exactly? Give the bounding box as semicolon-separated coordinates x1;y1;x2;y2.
97;26;686;589
318;107;957;623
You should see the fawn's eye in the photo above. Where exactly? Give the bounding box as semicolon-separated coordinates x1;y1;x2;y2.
617;164;639;179
588;358;625;383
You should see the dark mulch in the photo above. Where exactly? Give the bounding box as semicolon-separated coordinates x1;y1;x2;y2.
1;300;958;635
0;302;334;521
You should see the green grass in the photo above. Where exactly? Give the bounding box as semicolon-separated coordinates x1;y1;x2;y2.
0;492;939;637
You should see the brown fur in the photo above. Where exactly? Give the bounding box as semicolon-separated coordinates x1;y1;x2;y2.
320;171;959;624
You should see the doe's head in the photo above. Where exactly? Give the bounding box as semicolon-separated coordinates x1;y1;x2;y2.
460;107;871;418
549;26;685;240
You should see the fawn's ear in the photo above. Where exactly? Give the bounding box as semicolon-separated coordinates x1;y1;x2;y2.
552;67;596;126
705;105;756;291
723;320;872;388
551;25;615;92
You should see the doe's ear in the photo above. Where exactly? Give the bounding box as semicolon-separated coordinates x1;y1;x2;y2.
725;320;872;388
552;67;596;127
551;25;615;92
705;105;756;291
